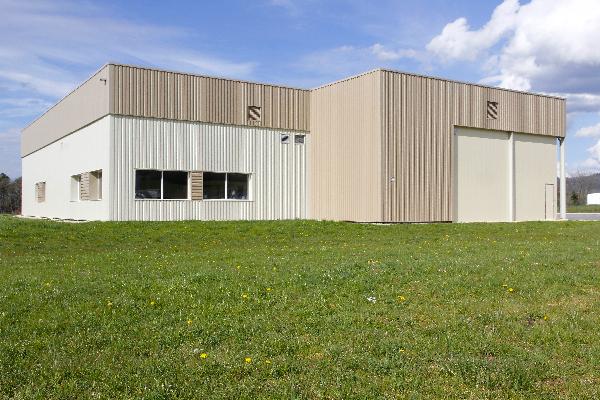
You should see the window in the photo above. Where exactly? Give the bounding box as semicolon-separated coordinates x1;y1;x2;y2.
203;172;226;199
89;170;102;200
135;170;189;200
135;170;161;199
163;171;188;199
227;173;249;200
35;182;46;203
70;175;81;201
203;172;249;200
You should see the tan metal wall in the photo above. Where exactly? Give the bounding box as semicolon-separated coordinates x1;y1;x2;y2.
381;70;566;222
309;71;382;222
109;64;310;132
21;65;110;157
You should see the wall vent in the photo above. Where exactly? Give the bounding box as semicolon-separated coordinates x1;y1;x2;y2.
295;134;305;144
487;101;499;120
248;105;262;122
281;134;290;144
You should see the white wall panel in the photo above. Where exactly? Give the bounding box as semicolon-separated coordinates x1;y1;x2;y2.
110;116;307;221
21;116;111;220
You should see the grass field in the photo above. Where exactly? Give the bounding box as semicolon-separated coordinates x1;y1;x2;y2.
1;216;599;399
567;204;600;213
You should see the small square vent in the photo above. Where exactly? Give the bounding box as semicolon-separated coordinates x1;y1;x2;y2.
248;105;261;122
294;134;305;144
281;134;290;144
487;101;499;120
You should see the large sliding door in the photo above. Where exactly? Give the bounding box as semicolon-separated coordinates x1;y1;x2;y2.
455;128;510;222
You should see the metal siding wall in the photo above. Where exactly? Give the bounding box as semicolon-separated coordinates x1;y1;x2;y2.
309;71;382;222
22;65;111;156
110;65;310;132
110;116;307;221
381;70;566;222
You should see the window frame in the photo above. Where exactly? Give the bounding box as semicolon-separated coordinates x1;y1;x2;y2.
89;170;103;201
70;174;81;202
202;172;252;202
134;169;190;201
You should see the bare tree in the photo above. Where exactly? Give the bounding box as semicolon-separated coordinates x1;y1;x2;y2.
567;168;600;205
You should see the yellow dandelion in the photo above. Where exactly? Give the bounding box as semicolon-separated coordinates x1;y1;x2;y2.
507;288;514;293
107;301;113;307
236;265;241;270
242;293;248;299
398;295;406;302
265;359;272;364
399;348;406;353
266;288;272;292
245;357;252;363
150;300;155;305
187;319;193;325
200;353;208;359
543;315;548;321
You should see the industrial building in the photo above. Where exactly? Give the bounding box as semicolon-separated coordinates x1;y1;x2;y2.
21;63;567;222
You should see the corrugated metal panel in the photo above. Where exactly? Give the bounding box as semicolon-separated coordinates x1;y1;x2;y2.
109;116;307;221
21;65;111;157
110;64;310;132
309;71;382;222
381;70;566;222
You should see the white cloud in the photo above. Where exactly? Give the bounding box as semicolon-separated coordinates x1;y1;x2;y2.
427;0;520;61
427;0;600;103
370;44;417;61
576;123;600;138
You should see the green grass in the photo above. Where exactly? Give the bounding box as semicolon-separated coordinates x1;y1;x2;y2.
567;204;600;213
1;216;599;399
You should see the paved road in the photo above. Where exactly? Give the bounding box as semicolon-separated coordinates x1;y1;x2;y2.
565;213;600;221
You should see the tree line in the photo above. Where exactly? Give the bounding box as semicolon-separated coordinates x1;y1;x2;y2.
0;173;21;214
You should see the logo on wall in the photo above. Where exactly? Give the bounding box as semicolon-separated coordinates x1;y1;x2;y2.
487;101;499;120
248;105;262;124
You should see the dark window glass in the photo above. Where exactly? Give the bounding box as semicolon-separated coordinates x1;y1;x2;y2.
135;170;161;199
163;171;188;199
227;173;249;199
203;172;226;199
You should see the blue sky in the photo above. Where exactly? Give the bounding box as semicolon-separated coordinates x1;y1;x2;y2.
2;0;600;178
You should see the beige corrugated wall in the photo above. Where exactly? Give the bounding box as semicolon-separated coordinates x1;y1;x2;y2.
309;71;382;222
110;116;308;221
381;70;566;222
109;64;310;132
21;66;110;157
